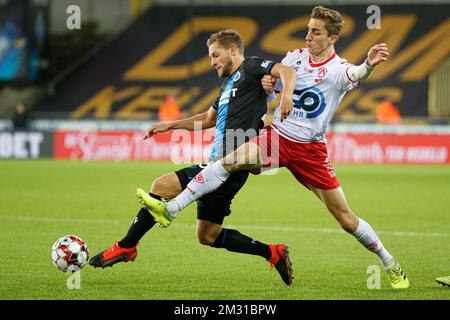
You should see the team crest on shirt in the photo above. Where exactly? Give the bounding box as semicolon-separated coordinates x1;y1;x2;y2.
234;71;241;81
318;67;328;78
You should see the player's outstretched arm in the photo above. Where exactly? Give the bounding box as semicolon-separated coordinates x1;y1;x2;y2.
347;43;389;82
270;63;296;122
143;107;217;140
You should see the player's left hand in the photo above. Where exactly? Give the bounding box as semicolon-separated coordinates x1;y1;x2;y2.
367;43;389;67
279;96;293;122
261;75;276;94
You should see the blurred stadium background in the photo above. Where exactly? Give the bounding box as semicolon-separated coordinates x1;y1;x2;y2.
1;0;450;301
0;0;449;162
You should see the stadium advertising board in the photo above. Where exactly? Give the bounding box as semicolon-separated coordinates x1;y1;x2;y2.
37;5;450;120
328;133;450;164
1;128;447;164
52;129;450;164
53;130;214;162
0;131;53;159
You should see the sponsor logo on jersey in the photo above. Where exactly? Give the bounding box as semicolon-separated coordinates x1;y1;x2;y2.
292;86;327;119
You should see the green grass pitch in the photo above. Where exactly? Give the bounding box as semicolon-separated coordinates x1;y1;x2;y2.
1;160;450;300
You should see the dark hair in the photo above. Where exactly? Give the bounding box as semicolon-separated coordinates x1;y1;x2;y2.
311;6;344;37
206;29;244;54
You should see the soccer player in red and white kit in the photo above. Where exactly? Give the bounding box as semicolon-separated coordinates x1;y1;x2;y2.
141;6;409;289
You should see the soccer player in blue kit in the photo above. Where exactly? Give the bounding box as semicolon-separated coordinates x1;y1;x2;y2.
89;29;297;285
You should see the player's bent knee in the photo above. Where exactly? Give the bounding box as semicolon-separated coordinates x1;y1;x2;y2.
150;174;181;199
150;178;167;197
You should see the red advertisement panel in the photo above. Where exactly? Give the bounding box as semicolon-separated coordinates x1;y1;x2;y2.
54;130;214;162
327;133;450;164
54;130;450;165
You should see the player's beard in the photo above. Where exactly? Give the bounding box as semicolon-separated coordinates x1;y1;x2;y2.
219;55;233;78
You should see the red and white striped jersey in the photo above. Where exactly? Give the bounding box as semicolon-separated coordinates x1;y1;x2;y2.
272;48;358;143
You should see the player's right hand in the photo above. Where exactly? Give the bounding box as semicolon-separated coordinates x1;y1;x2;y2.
143;122;172;140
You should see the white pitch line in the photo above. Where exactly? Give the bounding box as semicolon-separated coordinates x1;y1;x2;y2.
1;215;449;238
0;215;120;225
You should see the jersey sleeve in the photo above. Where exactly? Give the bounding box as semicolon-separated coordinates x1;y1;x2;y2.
244;57;276;82
337;60;359;92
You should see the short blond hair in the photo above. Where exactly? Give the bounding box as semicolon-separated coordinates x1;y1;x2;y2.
206;29;244;54
311;6;344;37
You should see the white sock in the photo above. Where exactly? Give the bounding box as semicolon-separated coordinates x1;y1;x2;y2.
167;162;230;216
352;218;394;269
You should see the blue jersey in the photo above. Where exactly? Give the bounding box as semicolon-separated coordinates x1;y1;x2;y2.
210;57;275;160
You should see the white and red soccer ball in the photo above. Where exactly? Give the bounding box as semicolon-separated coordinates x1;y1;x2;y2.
51;235;89;272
